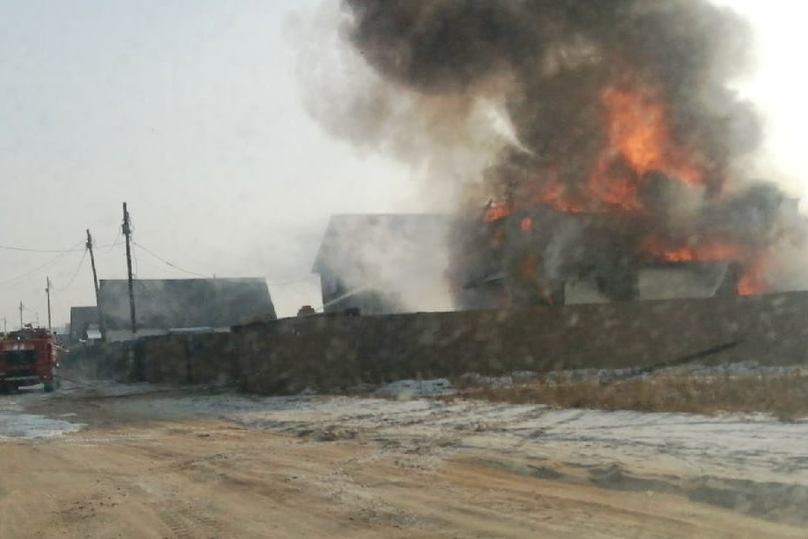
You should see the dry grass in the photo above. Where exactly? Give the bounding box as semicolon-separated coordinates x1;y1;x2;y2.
456;373;808;421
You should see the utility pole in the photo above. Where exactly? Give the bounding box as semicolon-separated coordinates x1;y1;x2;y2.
46;277;52;331
3;317;7;335
122;202;137;336
19;302;23;329
86;229;107;340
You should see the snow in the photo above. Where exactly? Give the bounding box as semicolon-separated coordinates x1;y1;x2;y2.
0;412;84;440
373;378;453;398
78;381;161;397
0;377;150;441
97;388;808;487
461;361;808;386
4;369;807;490
0;399;83;440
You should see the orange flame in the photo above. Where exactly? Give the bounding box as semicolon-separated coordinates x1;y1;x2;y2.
480;82;769;297
535;181;588;214
643;235;769;295
642;236;749;263
484;201;512;223
737;255;767;296
598;87;704;187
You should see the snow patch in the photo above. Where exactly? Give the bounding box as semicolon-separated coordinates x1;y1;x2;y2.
0;396;84;440
460;361;808;387
0;411;83;440
101;389;808;485
373;378;453;398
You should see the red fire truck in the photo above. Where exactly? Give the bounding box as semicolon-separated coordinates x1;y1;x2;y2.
0;327;61;392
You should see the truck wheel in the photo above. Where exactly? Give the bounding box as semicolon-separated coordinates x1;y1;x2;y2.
44;381;55;393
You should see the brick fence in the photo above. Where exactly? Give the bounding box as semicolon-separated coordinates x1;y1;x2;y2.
66;292;808;394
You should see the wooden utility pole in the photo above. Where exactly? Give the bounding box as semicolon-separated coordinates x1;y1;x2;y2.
45;277;52;331
19;302;23;329
86;229;107;340
122;202;137;336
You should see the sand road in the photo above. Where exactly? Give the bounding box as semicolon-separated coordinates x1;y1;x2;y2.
0;382;805;538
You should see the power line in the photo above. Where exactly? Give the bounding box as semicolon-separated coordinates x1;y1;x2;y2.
0;241;85;287
0;235;119;255
104;227;123;253
104;239;123;253
132;240;210;278
53;248;88;292
0;243;85;254
133;244;139;276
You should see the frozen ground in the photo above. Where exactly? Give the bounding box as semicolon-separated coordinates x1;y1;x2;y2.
458;360;808;386
6;384;805;538
373;378;453;398
102;388;808;486
0;379;159;440
98;387;808;523
0;394;84;440
4;375;808;525
44;374;807;488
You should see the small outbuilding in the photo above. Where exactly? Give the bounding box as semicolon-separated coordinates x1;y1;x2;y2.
98;278;275;342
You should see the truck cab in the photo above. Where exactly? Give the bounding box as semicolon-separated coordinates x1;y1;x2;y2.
0;328;61;392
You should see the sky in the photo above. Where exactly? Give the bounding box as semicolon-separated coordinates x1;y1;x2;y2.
0;0;806;328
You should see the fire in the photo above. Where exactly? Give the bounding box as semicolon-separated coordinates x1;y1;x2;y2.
737;255;768;296
484;200;512;223
516;254;556;304
598;87;704;187
580;86;705;213
644;234;769;296
587;172;642;211
535;181;587;214
485;85;707;219
538;85;707;215
480;82;770;298
642;236;749;263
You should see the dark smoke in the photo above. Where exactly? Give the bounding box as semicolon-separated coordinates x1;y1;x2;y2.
346;0;756;187
334;0;800;305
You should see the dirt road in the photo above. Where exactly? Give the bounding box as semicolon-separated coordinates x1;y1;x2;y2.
1;382;806;538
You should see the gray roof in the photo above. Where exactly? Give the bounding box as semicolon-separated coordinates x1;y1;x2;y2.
69;306;99;340
312;214;450;274
98;278;275;331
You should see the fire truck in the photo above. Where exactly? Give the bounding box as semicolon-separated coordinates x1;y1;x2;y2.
0;327;61;392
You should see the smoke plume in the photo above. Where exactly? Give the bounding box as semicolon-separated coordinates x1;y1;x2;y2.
311;0;804;306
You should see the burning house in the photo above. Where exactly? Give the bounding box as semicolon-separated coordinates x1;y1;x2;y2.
319;0;805;310
449;190;799;309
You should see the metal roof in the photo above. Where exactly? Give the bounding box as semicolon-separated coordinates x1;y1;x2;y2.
98;278;275;331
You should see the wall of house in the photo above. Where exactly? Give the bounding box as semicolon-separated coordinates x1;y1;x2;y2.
68;291;808;394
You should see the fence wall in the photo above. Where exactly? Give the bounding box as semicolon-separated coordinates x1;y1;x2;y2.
66;292;808;394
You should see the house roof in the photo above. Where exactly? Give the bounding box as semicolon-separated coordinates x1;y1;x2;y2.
98;278;275;331
69;306;99;339
312;214;451;274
